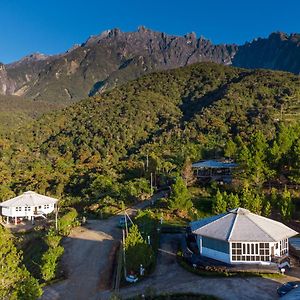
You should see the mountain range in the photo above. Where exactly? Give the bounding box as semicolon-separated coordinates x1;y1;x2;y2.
1;27;300;104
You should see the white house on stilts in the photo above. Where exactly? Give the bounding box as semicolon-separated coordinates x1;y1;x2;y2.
0;191;58;225
190;208;298;268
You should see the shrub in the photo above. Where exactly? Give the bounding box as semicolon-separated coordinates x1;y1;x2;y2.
41;246;64;282
45;227;62;248
58;208;78;236
125;224;154;273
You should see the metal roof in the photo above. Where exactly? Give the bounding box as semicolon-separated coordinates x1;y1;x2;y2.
0;191;58;207
190;208;298;242
192;160;238;169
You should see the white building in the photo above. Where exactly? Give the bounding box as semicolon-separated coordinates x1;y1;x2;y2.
190;208;298;266
0;191;58;224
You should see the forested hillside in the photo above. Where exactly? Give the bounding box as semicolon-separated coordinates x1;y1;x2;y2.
0;94;64;134
1;62;300;208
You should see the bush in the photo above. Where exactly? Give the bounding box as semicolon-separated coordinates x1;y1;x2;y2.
45;227;62;248
41;246;64;282
125;224;154;273
58;208;78;236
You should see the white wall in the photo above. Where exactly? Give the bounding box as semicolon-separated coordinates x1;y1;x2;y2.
1;203;55;217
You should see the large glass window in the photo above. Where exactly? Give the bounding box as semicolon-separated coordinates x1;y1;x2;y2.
232;242;270;262
280;239;288;255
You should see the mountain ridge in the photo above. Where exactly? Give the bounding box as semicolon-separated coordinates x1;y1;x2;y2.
0;27;299;103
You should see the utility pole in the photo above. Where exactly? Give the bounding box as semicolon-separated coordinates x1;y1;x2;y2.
150;172;153;196
122;229;127;278
146;153;149;171
122;201;128;236
55;202;59;231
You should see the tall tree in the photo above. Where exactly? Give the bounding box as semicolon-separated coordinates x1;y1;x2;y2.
224;139;237;158
169;177;193;211
125;224;154;273
280;186;294;221
212;189;227;214
181;157;195;186
227;192;240;210
0;226;42;299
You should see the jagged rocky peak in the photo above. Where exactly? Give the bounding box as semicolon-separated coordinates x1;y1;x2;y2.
0;62;5;70
66;44;80;53
185;32;197;40
20;52;49;62
83;28;122;46
268;31;289;41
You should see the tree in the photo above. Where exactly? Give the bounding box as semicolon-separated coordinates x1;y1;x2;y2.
224;139;237;158
168;177;193;211
125;224;154;273
240;187;253;209
262;200;271;217
227;192;240;210
280;186;294;221
0;226;42;299
181;157;195;186
212;189;227;214
249;194;262;215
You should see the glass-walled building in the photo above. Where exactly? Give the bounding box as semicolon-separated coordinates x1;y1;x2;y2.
191;208;297;265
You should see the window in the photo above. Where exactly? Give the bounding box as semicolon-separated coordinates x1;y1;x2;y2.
15;207;22;211
231;242;270;262
280;239;288;255
24;206;31;212
44;204;50;209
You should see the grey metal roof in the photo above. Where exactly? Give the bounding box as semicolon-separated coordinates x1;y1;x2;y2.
192;160;238;169
190;208;298;242
0;191;58;207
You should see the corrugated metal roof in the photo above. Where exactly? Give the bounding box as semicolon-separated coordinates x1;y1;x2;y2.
0;191;58;207
192;160;238;169
190;208;298;242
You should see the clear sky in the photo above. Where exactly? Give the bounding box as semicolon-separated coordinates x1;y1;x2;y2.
0;0;299;63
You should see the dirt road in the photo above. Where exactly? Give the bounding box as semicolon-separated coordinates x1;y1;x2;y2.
41;192;165;300
41;217;120;300
99;234;284;300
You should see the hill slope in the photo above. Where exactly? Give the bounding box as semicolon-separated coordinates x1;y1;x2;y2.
1;62;300;201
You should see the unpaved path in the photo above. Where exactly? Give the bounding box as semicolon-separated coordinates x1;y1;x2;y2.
99;234;291;300
41;218;120;300
41;192;165;300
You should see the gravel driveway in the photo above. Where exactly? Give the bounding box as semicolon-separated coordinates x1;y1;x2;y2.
41;217;121;300
100;234;282;300
41;192;165;300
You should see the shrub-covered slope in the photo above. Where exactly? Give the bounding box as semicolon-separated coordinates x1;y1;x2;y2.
1;62;300;202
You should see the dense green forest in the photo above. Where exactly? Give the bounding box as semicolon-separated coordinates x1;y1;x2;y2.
1;62;300;213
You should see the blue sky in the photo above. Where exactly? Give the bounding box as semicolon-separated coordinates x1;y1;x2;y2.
0;0;299;63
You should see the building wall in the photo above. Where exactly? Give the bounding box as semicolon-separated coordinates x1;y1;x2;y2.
196;235;289;265
202;246;231;264
197;236;231;264
1;203;55;217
